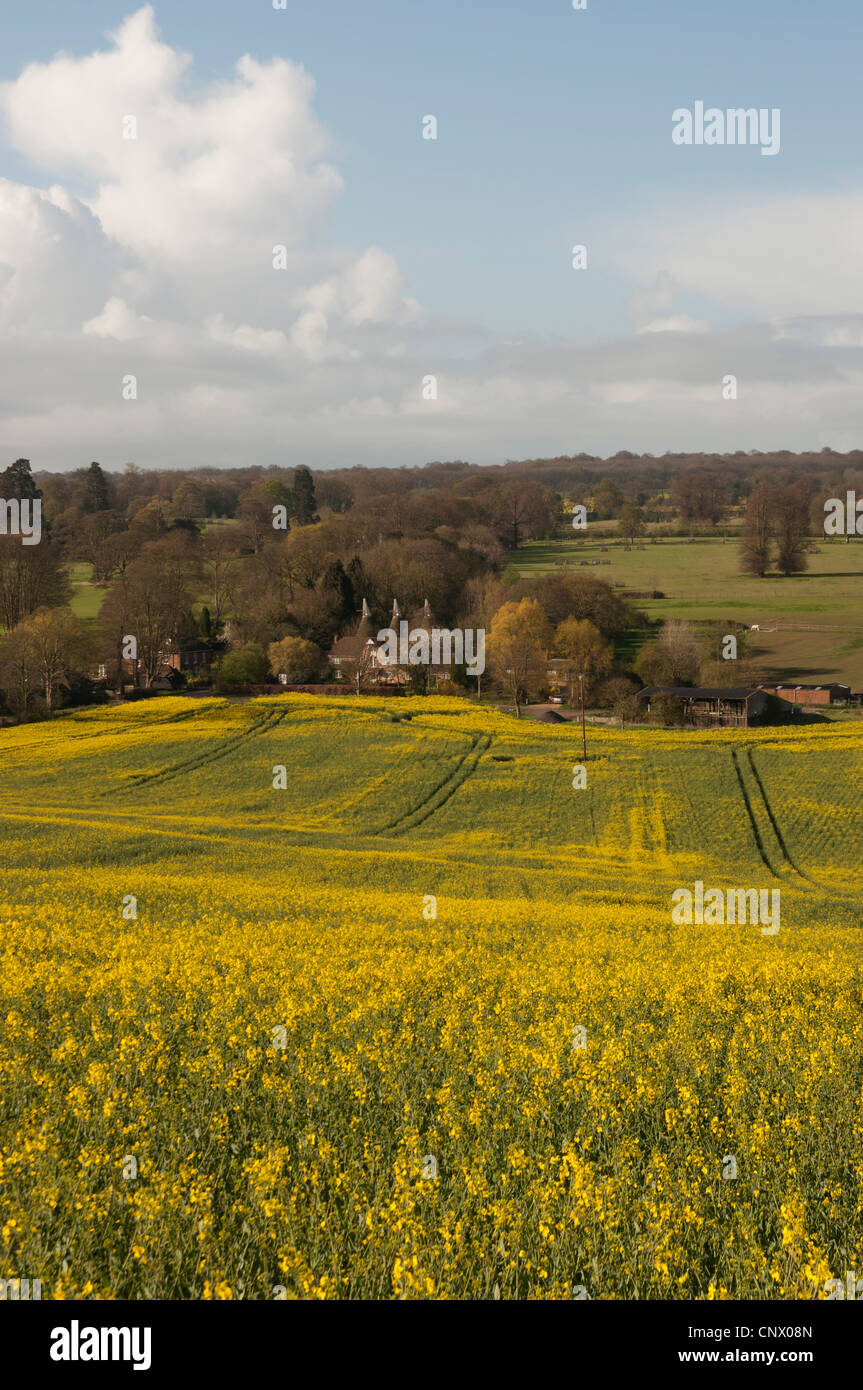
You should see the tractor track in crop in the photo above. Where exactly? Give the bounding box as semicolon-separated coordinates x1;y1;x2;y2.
730;748;783;881
744;749;819;886
744;749;859;914
120;707;287;791
372;733;492;836
731;747;819;889
1;703;207;758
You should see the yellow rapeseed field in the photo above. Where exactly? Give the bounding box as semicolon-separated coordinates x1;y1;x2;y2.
1;695;861;1299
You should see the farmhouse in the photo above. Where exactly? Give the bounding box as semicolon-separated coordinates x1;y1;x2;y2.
95;636;212;692
638;686;794;729
329;599;383;683
329;598;461;687
159;638;212;679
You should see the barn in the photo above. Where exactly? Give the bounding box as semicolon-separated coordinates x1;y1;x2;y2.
638;686;794;728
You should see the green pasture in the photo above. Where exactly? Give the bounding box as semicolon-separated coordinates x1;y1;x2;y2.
510;536;863;687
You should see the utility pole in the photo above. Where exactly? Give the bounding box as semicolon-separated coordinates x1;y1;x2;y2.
578;670;587;761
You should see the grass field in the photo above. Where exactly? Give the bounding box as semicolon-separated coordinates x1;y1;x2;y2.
67;562;108;623
509;536;863;688
1;695;861;1300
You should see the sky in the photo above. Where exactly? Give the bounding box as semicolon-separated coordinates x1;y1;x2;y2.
1;0;862;471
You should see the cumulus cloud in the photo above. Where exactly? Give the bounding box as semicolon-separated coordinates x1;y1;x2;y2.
0;179;127;333
1;6;863;467
84;297;152;340
0;7;416;401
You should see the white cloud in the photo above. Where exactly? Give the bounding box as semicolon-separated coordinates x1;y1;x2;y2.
84;297;152;340
0;178;126;332
637;315;709;335
1;6;863;467
0;6;415;344
770;315;863;348
611;190;863;321
204;313;288;356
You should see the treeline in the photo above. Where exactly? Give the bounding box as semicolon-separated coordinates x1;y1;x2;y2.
26;448;863;550
27;445;863;519
0;457;559;712
0;447;859;717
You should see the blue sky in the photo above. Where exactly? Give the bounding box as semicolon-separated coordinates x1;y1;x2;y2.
1;1;862;467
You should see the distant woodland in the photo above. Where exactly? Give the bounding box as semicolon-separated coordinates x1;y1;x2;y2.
1;448;861;717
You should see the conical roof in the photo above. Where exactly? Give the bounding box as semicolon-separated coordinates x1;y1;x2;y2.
409;597;437;631
356;597;377;644
329;598;378;659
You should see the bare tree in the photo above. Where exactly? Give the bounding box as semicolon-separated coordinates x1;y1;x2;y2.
489;482;556;550
353;640;378;695
774;483;810;575
0;606;91;714
99;539;196;690
740;484;774;576
0;536;70;630
24;607;93;713
0;623;39;716
201;527;240;626
635;619;704;687
618;504;645;551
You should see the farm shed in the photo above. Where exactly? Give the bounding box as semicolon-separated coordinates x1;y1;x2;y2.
638;686;793;729
759;683;851;706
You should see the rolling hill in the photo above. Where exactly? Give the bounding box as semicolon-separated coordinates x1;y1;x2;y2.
1;696;861;1299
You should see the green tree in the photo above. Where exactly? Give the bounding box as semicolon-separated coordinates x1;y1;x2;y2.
267;636;322;683
82;462;111;513
292;467;318;526
320;559;354;622
1;458;40;501
217;643;270;687
261;478;295;525
592;478;623;520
